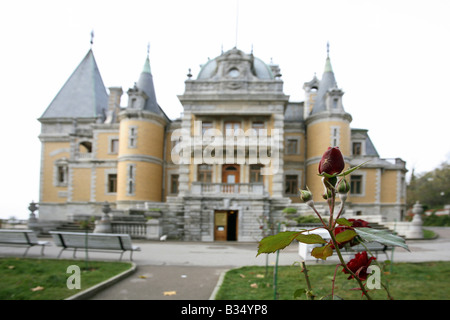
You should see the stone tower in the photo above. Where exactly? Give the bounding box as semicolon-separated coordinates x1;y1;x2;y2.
304;47;352;202
116;52;170;209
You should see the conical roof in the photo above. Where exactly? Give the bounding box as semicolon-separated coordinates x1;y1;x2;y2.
311;55;338;115
40;49;108;119
136;55;162;116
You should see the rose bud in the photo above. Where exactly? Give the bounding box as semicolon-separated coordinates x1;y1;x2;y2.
318;147;345;176
299;188;313;202
337;178;351;194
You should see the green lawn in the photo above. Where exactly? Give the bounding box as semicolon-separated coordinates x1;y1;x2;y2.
0;258;132;300
215;261;450;300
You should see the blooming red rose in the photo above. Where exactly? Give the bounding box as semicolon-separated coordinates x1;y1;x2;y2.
318;147;345;176
348;219;370;228
343;251;376;280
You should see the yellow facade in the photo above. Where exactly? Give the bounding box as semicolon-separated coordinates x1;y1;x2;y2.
306;119;351;158
71;168;91;202
380;170;399;203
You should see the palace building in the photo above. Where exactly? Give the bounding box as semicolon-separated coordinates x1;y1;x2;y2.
37;45;407;241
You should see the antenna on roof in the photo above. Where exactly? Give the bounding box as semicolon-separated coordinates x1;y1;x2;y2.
90;30;94;48
234;0;239;48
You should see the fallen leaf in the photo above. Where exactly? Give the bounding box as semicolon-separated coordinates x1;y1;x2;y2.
239;274;246;278
256;274;264;278
31;286;44;292
138;275;147;279
250;283;258;288
8;266;15;269
163;291;177;296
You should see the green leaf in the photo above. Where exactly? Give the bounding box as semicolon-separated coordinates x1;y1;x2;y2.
338;160;371;177
335;229;357;243
295;233;327;245
257;231;327;256
336;218;353;227
355;227;409;251
257;231;301;256
311;245;333;260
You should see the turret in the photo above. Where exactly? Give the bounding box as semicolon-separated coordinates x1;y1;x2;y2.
116;48;169;208
305;45;352;202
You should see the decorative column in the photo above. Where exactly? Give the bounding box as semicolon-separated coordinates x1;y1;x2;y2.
407;201;423;239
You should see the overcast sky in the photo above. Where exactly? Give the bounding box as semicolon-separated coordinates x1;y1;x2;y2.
1;0;449;220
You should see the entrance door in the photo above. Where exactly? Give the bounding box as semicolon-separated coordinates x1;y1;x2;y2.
222;164;240;183
214;210;238;241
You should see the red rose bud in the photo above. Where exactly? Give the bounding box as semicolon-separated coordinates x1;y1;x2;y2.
318;147;345;176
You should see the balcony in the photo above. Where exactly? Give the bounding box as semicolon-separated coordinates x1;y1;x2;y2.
191;182;265;196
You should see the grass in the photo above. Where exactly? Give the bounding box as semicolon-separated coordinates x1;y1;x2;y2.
215;261;450;300
0;258;132;300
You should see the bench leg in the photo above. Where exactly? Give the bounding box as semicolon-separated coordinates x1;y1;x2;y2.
40;245;46;256
119;251;124;261
57;248;65;259
23;246;31;257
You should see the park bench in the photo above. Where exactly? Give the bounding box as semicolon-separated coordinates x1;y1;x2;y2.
49;231;141;261
343;241;393;260
0;229;50;257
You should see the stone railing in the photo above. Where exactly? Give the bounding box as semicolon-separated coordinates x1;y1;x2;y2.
111;221;148;239
191;182;265;195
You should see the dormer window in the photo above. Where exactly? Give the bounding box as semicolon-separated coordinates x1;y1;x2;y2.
227;68;240;78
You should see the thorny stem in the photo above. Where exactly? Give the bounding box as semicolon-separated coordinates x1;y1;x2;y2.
301;261;314;300
331;263;340;299
328;230;372;300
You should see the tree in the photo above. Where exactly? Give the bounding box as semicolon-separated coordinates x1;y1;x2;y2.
407;162;450;209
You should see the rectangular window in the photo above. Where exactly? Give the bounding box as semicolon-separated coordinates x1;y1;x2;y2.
202;121;213;135
128;126;137;148
57;165;67;184
127;164;136;195
285;175;298;195
197;164;212;183
350;175;363;195
353;142;362;155
252;121;264;134
331;126;340;147
170;174;179;194
224;121;241;133
107;174;117;193
286;139;298;155
110;138;119;154
250;164;263;183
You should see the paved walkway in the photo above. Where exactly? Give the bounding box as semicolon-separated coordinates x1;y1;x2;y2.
1;227;449;299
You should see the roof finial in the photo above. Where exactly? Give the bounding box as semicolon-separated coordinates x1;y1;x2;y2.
326;41;330;58
90;30;94;48
147;42;150;57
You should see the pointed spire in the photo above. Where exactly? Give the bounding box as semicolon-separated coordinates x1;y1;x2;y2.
310;42;339;115
40;49;108;119
142;42;152;74
324;41;333;73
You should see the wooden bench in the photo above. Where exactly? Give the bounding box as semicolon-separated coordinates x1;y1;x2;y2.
49;231;141;261
0;229;50;257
